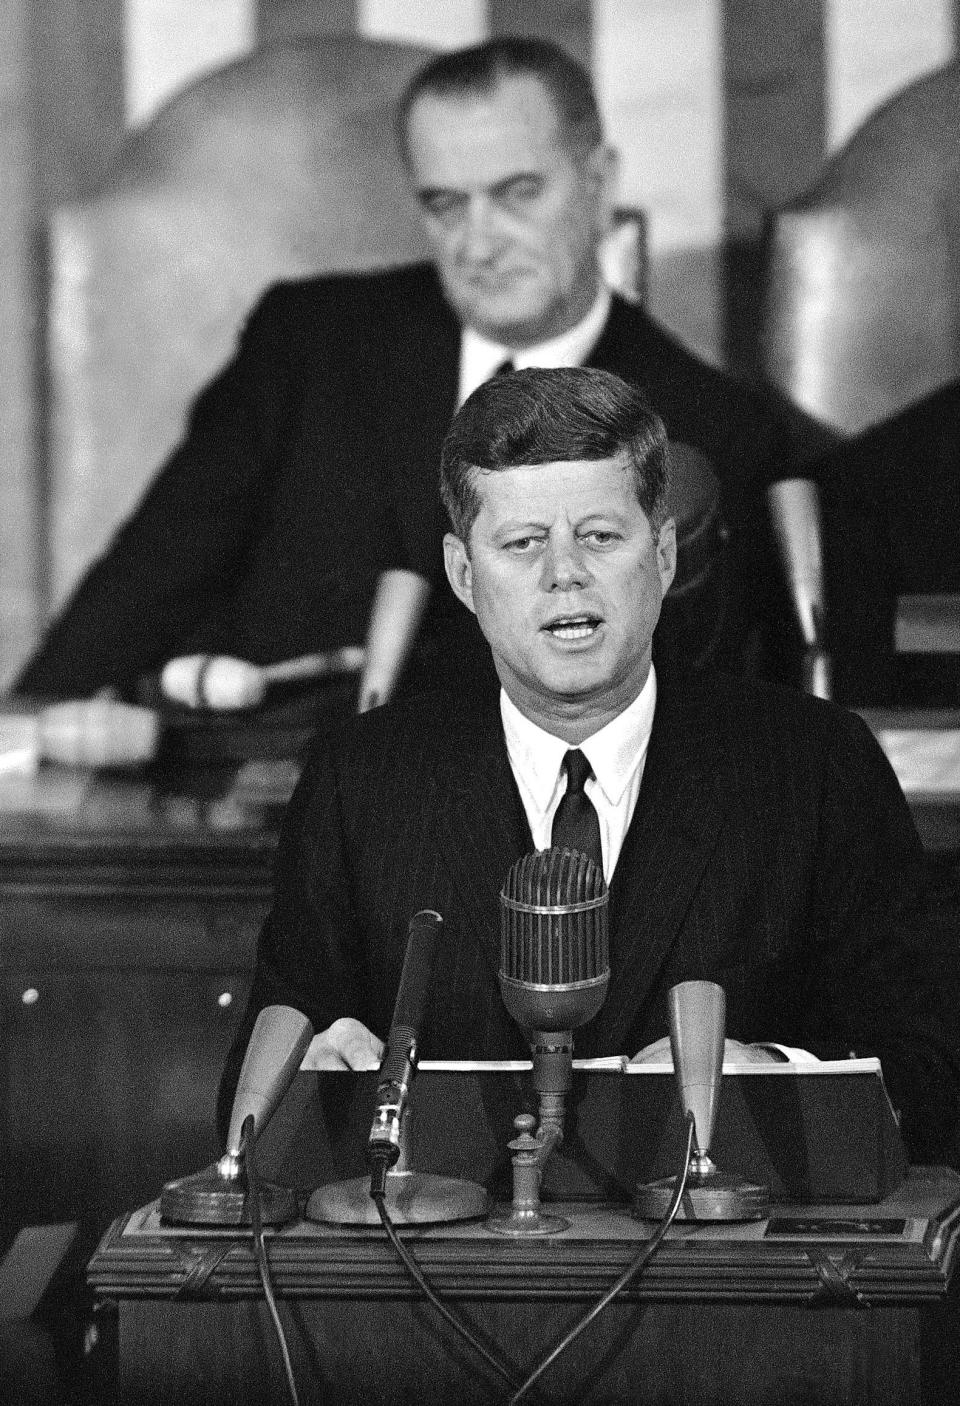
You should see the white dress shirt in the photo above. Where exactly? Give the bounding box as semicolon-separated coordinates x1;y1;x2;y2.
458;284;612;405
499;671;817;1063
499;665;657;883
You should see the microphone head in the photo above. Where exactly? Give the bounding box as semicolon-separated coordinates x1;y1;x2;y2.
499;847;609;1033
668;980;725;1157
225;1004;314;1155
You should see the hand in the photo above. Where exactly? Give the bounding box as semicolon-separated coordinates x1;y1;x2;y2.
628;1037;782;1066
356;684;384;714
301;1017;384;1070
356;570;432;714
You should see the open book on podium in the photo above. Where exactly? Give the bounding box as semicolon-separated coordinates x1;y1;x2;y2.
255;1056;907;1206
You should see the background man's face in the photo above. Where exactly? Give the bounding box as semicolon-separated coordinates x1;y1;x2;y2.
444;455;676;723
405;75;614;348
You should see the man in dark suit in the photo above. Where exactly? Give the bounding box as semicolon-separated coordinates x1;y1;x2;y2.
17;37;791;707
221;367;959;1164
815;376;960;706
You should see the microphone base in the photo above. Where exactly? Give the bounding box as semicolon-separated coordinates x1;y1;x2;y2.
306;1171;490;1226
634;1170;769;1222
486;1205;570;1237
160;1165;299;1226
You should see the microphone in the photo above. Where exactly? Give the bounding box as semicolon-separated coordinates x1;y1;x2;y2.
490;847;610;1237
634;981;769;1221
499;846;610;1039
307;911;488;1226
367;909;441;1169
160;1004;313;1225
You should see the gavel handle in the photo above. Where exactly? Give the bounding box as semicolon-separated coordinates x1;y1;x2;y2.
259;645;365;686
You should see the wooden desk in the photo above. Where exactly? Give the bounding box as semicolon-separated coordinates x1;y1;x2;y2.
895;596;960;656
1;694;957;1276
90;1167;960;1405
861;710;960;854
0;763;281;1267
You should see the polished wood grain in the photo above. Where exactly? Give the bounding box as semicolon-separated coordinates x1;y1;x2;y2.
92;1169;960;1406
0;765;276;1273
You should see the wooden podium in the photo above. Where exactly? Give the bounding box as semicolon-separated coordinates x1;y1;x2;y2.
89;1166;960;1405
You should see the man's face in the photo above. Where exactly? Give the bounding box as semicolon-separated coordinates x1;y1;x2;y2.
404;75;615;348
444;456;676;729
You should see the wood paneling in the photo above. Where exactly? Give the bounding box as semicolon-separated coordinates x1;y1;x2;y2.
723;0;827;243
721;1;827;370
257;0;358;41
0;0;41;691
29;0;125;208
489;0;592;67
0;0;126;688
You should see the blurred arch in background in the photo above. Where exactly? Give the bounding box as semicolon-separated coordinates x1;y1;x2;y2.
46;34;433;613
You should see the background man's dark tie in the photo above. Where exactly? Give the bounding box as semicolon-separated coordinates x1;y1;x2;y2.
550;749;602;870
491;357;515;378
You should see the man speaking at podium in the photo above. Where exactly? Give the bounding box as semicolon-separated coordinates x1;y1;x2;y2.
221;367;959;1164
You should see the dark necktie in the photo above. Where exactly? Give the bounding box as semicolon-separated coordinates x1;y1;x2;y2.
491;357;515;379
550;749;602;871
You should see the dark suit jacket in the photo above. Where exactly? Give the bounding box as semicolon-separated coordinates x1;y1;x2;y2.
817;377;960;706
17;265;791;699
221;669;960;1163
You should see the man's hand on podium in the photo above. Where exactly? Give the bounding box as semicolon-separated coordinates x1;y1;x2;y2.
301;1018;384;1070
629;1037;782;1066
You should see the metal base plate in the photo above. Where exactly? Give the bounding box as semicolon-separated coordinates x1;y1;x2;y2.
486;1208;571;1237
306;1171;490;1226
160;1167;298;1226
635;1172;770;1222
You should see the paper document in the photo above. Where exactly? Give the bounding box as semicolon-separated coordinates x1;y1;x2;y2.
415;1056;882;1076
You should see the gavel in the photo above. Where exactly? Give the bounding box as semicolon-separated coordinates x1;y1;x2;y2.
0;699;160;771
160;646;365;711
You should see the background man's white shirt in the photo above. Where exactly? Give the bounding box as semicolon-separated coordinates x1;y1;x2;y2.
458;285;612;405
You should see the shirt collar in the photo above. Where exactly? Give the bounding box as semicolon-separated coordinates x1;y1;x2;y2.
458;284;612;405
500;665;657;815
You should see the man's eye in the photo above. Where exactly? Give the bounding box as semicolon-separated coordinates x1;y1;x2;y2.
502;177;543;205
582;531;618;546
421;192;463;220
505;536;542;552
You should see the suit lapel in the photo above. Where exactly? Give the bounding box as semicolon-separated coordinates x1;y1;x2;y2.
404;266;460;424
436;696;532;979
596;671;732;1050
587;294;655;379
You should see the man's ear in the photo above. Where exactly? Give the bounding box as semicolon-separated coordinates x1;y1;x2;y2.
656;517;677;596
443;533;476;614
590;142;620;232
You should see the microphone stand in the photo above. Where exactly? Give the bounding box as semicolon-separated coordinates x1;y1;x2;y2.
306;1108;489;1225
634;981;769;1221
487;1028;576;1237
308;911;488;1226
489;848;611;1238
160;1004;313;1226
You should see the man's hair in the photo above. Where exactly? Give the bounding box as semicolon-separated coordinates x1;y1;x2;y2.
440;366;671;542
396;36;604;161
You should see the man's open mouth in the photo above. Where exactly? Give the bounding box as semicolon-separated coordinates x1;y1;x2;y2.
542;614;602;641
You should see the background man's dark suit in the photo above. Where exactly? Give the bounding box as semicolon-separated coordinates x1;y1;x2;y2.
221;667;960;1164
17;265;790;699
817;377;960;705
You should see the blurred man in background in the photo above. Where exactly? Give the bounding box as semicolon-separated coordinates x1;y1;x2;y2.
17;37;793;712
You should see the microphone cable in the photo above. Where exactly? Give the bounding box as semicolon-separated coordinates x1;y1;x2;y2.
504;1111;697;1406
243;1115;302;1406
369;1158;526;1399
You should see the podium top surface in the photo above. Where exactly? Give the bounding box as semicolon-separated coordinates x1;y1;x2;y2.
89;1166;960;1308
